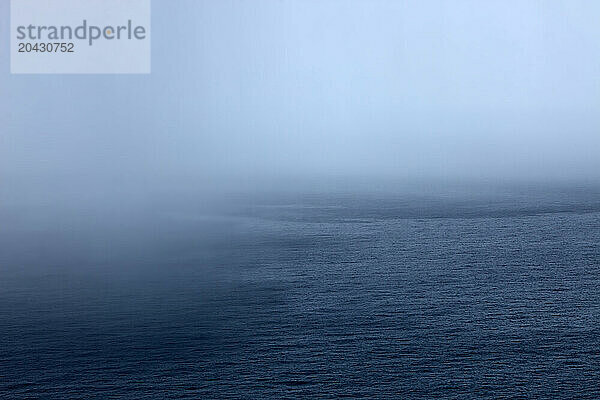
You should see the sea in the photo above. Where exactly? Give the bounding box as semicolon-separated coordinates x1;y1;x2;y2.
1;183;600;398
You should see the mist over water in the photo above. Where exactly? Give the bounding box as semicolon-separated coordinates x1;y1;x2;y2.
2;0;600;398
3;183;600;398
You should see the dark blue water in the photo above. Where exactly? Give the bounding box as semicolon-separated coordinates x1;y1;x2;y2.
2;188;600;398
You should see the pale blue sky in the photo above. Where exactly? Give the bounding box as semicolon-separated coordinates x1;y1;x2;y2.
1;0;600;187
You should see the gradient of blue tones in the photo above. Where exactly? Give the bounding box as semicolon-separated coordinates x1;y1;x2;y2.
1;0;600;186
2;1;600;399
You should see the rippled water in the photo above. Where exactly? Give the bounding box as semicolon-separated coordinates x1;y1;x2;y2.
2;189;600;398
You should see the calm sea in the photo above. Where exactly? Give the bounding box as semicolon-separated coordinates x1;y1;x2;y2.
2;186;600;398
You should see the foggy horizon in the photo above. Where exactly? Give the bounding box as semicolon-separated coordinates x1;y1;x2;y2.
4;2;600;398
2;0;600;192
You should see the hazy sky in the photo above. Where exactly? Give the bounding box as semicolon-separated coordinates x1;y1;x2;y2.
2;0;600;188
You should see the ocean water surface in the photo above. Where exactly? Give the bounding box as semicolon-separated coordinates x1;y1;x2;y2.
1;186;600;398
